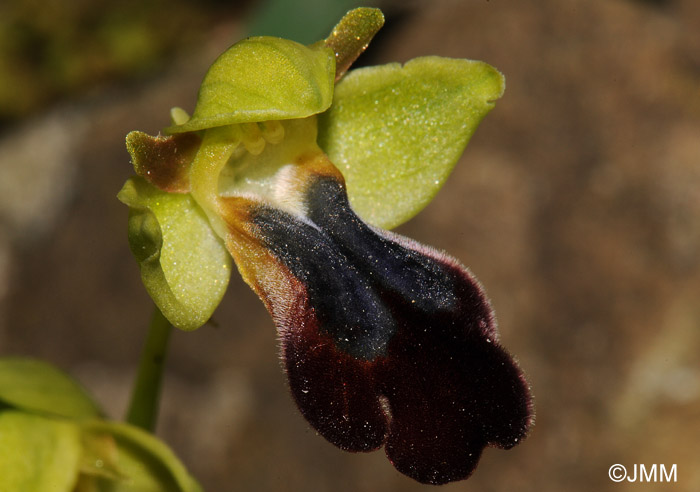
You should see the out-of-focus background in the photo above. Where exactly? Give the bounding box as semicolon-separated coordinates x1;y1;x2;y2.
1;0;699;490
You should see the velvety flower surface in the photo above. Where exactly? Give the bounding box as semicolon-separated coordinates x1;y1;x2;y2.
119;8;533;485
215;145;532;484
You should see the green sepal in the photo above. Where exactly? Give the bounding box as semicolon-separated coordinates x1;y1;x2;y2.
166;37;335;134
117;177;231;331
318;56;505;229
81;420;202;492
0;357;103;419
0;410;83;492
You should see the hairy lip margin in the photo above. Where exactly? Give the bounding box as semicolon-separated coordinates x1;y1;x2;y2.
223;173;533;485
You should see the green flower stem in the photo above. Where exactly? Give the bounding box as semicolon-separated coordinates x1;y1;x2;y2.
126;306;173;432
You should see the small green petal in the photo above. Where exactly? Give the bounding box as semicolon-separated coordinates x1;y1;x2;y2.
0;357;102;419
82;420;202;492
166;37;335;134
126;131;200;194
318;56;505;229
117;177;231;331
0;411;82;492
325;7;384;80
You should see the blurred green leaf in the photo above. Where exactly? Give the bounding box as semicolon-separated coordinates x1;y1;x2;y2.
0;410;82;492
0;357;102;419
83;420;202;492
166;37;335;134
0;0;213;122
318;56;505;229
117;177;231;330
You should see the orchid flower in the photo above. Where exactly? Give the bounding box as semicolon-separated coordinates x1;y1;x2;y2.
118;8;533;485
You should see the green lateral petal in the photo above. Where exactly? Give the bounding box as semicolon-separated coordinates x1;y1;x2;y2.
0;411;82;492
0;357;102;419
126;131;200;193
325;7;384;81
318;56;505;229
166;37;335;134
117;177;231;331
82;420;202;492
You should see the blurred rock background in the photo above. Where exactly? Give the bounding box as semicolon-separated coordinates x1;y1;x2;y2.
1;0;699;491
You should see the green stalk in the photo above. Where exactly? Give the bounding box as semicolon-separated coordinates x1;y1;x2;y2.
125;306;172;431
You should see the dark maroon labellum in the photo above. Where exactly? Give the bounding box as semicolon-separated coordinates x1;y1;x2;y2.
251;175;533;485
